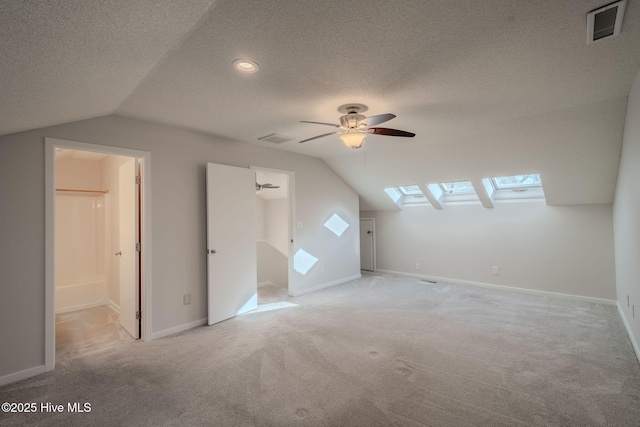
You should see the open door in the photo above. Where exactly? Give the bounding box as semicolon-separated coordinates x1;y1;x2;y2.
207;163;257;325
118;158;140;338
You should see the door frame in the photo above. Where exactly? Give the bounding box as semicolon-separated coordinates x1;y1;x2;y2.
250;166;296;296
44;137;152;372
360;218;376;271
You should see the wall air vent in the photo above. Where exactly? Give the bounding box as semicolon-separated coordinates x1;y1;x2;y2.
587;0;626;44
257;133;295;144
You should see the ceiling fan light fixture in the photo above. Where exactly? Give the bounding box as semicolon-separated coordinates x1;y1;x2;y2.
233;59;259;73
339;131;366;148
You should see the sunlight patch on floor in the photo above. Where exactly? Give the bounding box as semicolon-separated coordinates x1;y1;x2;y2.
249;301;298;314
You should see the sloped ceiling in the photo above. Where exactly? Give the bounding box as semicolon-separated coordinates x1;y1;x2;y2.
2;0;640;209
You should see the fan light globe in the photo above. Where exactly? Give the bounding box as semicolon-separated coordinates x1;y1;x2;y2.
339;132;366;148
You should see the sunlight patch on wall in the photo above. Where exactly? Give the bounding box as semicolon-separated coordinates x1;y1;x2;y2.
323;213;350;237
294;249;318;275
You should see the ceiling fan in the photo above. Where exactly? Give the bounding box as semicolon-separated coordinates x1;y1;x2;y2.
256;181;280;194
256;182;280;191
299;104;415;148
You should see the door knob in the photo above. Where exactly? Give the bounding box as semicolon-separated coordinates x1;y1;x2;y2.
115;250;122;256
208;249;217;254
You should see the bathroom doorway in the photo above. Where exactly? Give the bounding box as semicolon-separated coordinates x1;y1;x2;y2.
54;149;139;357
45;138;151;372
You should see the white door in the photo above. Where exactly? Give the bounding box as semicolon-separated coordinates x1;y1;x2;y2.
207;163;257;325
360;219;375;271
119;158;139;339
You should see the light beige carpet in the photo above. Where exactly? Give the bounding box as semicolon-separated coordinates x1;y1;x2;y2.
1;272;639;426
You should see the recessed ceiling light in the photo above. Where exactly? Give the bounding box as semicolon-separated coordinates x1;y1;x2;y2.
233;59;259;73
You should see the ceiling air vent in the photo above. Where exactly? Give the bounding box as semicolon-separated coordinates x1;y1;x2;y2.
257;133;294;144
587;0;626;44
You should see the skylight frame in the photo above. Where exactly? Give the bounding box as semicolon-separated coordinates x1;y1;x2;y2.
397;185;423;196
384;185;430;208
489;173;545;201
490;174;542;191
438;180;476;195
435;180;479;204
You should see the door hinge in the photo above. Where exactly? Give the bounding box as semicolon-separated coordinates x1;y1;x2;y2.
136;176;141;184
136;242;141;252
136;311;141;320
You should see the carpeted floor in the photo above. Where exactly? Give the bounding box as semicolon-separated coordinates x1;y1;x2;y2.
1;272;639;426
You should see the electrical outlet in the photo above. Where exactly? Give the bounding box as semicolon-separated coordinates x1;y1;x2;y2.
297;221;303;229
183;294;191;305
320;265;325;273
415;263;420;270
492;266;500;275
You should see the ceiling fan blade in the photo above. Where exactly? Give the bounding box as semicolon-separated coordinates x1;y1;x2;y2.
369;127;415;137
365;113;396;127
299;131;340;143
300;120;340;128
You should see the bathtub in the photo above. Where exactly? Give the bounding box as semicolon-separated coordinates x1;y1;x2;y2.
55;276;109;313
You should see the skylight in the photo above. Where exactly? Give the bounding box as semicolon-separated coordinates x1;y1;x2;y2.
439;181;475;194
491;174;542;190
384;185;429;207
487;173;545;201
397;185;423;196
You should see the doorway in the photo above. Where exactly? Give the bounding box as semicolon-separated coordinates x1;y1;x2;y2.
44;138;151;372
254;169;293;305
205;163;296;326
360;218;375;272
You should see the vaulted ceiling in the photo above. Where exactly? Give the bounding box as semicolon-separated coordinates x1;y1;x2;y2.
2;0;640;209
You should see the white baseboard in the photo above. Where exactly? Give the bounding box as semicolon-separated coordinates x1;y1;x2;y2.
258;281;277;288
617;302;640;365
374;269;617;306
109;300;120;314
291;273;362;297
0;365;46;387
55;301;108;314
150;317;207;340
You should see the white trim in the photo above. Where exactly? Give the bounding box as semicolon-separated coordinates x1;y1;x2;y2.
0;365;46;387
258;280;277;288
45;137;153;375
617;302;640;364
290;273;361;297
151;318;207;340
109;300;121;314
374;269;617;306
55;300;109;315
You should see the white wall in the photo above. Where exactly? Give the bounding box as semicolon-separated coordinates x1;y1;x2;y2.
265;198;288;256
257;241;288;287
614;69;640;355
55;158;105;287
362;201;616;300
256;196;267;241
0;115;360;381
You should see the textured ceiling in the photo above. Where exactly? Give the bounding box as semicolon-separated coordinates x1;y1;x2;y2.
2;0;640;208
